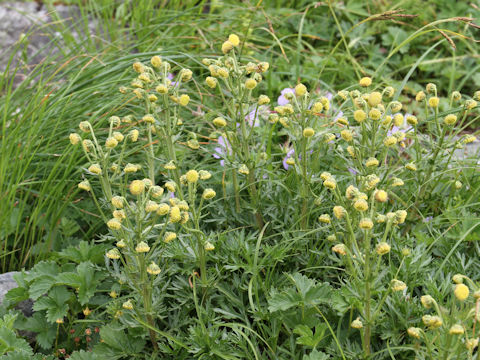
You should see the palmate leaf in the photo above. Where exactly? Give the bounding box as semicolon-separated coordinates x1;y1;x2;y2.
32;286;70;323
268;273;332;312
18;313;57;349
94;324;146;358
24;261;60;300
303;349;330;360
69;350;100;360
0;327;32;356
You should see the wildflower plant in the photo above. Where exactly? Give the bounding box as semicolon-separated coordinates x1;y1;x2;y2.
69;57;217;350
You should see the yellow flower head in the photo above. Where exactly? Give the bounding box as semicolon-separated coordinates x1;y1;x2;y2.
179;94;190;106
164;181;176;193
130;180;145;195
454;283;469;301
369;108;382;121
374;190;388;203
340;129;353;142
333;206;346;220
185;170;199;183
332;243;347;256
428;97;439;108
116;239;126;248
221;40;234;54
105;137;118;149
245;79;257;90
406;115;418;126
228;34;240;46
312;102;323;113
145;201;159;213
238;164;250;175
405;163;417;171
169;205;181;223
444;114;457;126
354;199;368;212
368;91;382;107
391;177;404;187
359;77;372;87
383;136;397;147
395;210;407;224
303;127;315;138
426;83;436;93
449;325;464;335
353;109;366;123
323;177;337;190
295;83;307;97
156;203;170;216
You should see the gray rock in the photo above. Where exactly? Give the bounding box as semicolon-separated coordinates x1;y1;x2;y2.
0;272;19;304
0;272;33;317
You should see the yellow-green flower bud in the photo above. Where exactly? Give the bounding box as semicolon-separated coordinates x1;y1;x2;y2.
333;206;346;219
107;218;122;230
213;117;227;127
421;295;434;309
179;94;190;106
105;137;118;149
135;241;150;253
164;232;177;243
258;95;270;105
145;200;159;213
407;327;421;339
406;115;418;126
369;108;381;121
323;177;337;190
88;164;102;175
185;170;199;183
69;133;81;145
354;109;366;123
169;206;181;223
455;180;462;189
354;199;368;212
111;196;124;209
318;214;331;224
405;163;417;171
78;180;91;192
203;188;216;200
228;34;240;46
324;133;335;143
116;239;126;248
449;325;464;335
395;210;407;224
415;91;426;102
365;157;379;167
238;164;249;175
147;262;161;275
384;136;397;147
79;121;91;133
359;218;373;230
391;279;407;291
199;170;211;180
376;242;390;255
337;90;349;100
204;241;215;251
351;318;363;329
391;177;404;187
106;248;121;260
426;83;436;94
